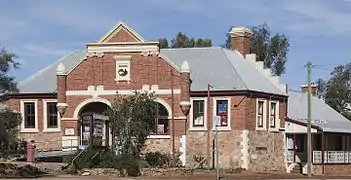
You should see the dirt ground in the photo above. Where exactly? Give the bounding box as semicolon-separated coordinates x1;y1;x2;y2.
5;162;351;180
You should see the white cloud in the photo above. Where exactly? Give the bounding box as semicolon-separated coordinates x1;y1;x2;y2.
280;0;351;36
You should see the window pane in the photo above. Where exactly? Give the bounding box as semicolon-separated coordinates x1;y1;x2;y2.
270;102;276;127
216;100;228;127
47;102;58;128
193;100;204;126
257;101;264;127
24;102;35;128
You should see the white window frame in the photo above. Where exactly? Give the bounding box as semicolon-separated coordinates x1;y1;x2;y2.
256;98;267;131
114;55;131;82
43;99;61;132
269;100;280;131
212;97;231;131
20;99;38;133
189;97;207;131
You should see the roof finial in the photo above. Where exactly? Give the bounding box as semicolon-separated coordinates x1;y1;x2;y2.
180;60;190;73
56;62;66;76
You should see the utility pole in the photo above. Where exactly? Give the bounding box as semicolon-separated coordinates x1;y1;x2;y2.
207;84;212;170
307;62;312;177
214;116;220;180
171;69;175;168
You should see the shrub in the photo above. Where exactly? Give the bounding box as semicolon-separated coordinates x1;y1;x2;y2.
145;151;182;168
193;154;206;169
65;148;141;177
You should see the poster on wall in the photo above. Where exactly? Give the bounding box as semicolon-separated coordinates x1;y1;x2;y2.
217;102;228;126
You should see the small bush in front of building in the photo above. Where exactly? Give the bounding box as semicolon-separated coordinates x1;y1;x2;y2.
193;154;206;169
144;151;182;168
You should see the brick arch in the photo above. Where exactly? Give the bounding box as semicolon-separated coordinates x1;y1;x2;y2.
155;98;172;119
73;97;112;119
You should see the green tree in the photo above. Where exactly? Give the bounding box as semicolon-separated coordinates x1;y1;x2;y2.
0;47;20;93
315;62;351;120
159;32;212;48
0;109;22;153
0;47;21;155
109;92;157;156
224;23;290;76
158;38;169;48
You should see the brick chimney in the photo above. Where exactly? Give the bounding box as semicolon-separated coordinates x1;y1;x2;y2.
301;84;317;96
229;27;253;57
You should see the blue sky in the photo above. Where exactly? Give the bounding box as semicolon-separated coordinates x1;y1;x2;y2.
1;0;351;91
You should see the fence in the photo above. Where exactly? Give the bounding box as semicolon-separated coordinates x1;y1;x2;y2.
313;151;351;164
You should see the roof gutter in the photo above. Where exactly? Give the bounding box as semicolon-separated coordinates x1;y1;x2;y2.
190;89;288;100
0;92;57;100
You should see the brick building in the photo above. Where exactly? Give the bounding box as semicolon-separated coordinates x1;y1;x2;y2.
3;22;290;171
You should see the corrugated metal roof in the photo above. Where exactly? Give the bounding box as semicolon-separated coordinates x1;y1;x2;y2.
18;50;86;93
288;90;351;133
160;47;286;95
17;47;286;96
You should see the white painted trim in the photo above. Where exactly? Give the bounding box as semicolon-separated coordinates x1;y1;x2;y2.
43;99;61;132
256;98;267;131
285;121;318;133
20;99;39;133
212;97;231;131
66;88;181;96
240;130;249;169
147;135;171;139
115;55;131;82
156;98;172;119
269;100;280;131
87;44;158;53
98;21;146;43
189;97;207;131
61;117;78;121
73;97;112;119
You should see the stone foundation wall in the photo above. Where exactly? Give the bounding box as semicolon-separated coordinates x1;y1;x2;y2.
248;131;285;171
20;132;61;150
144;137;181;154
313;164;351;175
186;131;242;169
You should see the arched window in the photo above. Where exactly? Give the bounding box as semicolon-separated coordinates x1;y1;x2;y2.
154;102;169;135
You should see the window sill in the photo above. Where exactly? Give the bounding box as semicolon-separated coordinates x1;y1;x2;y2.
212;127;231;131
255;127;267;131
269;128;280;132
147;135;171;139
43;128;61;133
189;127;207;131
21;129;39;133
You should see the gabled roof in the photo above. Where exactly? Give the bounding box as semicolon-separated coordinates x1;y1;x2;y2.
18;50;86;93
17;47;287;96
98;21;145;43
160;47;287;95
288;90;351;133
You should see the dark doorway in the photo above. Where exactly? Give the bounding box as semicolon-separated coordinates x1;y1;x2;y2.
78;102;111;148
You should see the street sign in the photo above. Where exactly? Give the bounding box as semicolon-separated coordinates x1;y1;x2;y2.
213;116;220;127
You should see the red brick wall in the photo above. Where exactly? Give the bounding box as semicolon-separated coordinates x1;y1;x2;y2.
5;98;62;145
313;164;351;175
66;53;183;91
193;96;286;131
106;28;140;43
231;36;251;56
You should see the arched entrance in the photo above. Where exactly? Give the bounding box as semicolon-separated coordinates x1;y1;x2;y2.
77;102;112;148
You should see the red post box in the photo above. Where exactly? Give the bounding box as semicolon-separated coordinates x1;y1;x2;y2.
26;140;36;162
